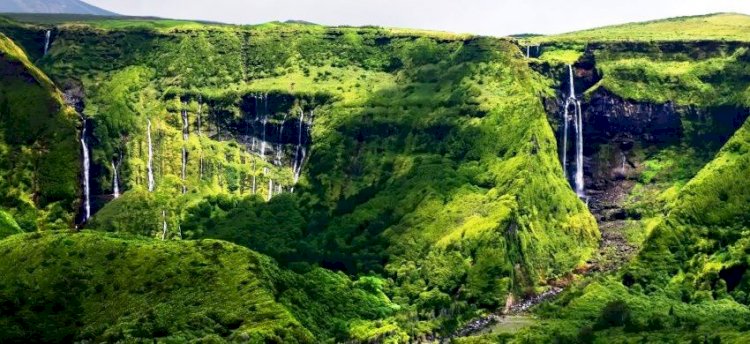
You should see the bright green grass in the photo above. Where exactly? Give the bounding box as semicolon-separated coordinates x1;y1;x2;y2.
0;34;79;231
531;13;750;43
0;230;315;343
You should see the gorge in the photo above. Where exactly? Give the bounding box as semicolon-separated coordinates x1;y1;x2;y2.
0;11;748;344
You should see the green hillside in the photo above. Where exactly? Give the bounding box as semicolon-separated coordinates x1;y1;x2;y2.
0;16;599;328
531;13;750;43
0;33;79;231
0;10;749;344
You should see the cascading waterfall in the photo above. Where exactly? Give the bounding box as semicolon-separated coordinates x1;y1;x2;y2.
43;30;51;56
291;110;308;192
161;210;168;240
260;115;268;160
561;65;586;197
112;160;120;199
181;108;189;194
80;118;91;222
275;113;287;166
268;179;274;201
147;119;155;192
574;100;585;197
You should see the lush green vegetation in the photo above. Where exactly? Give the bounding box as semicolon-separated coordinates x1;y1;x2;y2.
0;33;79;232
0;230;404;342
530;13;750;43
1;10;750;343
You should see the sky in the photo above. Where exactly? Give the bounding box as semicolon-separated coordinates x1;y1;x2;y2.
85;0;750;36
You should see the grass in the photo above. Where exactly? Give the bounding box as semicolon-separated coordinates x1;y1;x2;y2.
0;230;315;343
531;13;750;43
0;33;79;231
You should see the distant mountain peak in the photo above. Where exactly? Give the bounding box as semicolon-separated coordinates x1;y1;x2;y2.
0;0;117;16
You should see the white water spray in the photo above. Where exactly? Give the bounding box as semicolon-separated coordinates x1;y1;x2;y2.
147;119;155;192
561;65;585;197
43;30;51;56
575;100;585;197
161;210;168;240
112;160;120;198
291;110;308;192
275;113;287;166
80;118;91;222
260;115;268;160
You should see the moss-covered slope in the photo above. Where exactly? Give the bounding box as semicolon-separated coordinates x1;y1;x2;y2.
0;33;79;232
0;16;599;329
0;231;313;342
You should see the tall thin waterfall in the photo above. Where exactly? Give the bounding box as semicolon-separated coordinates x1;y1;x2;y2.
43;30;51;56
112;161;120;198
80;118;91;222
147;119;155;192
562;105;569;178
574;100;585;196
526;45;530;58
268;179;274;201
260;115;268;160
275;113;287;166
181;109;189;194
161;210;168;240
561;65;585;197
291;110;307;192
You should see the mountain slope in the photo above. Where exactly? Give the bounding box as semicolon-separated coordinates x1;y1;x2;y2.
531;13;750;43
0;231;314;342
0;33;79;231
0;0;116;16
0;17;598;336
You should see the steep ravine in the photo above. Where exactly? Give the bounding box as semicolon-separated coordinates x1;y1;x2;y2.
448;53;750;340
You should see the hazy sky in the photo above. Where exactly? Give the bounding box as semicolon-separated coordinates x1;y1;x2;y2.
85;0;750;36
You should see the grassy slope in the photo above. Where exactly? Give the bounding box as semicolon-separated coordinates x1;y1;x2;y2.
0;33;79;231
510;117;750;344
531;13;750;43
0;230;403;342
494;13;750;344
0;17;598;336
0;231;314;343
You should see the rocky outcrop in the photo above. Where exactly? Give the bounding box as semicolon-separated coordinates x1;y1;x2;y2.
584;88;682;145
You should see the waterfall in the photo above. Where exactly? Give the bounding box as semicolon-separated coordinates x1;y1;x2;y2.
161;210;168;240
43;30;51;56
291;110;307;192
562;104;569;178
181;109;189;194
568;65;576;98
561;65;586;197
526;45;530;59
574;100;585;197
147;119;155;192
260;115;268;160
275;113;287;166
80;118;91;222
268;179;274;201
112;161;120;199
